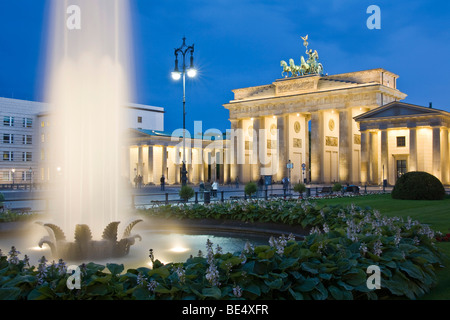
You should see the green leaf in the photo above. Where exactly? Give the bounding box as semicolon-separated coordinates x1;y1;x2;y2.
132;287;152;300
301;262;319;274
202;287;222;299
328;285;343;300
106;263;124;275
288;288;304;300
0;287;21;300
297;277;318;292
264;278;283;290
86;283;109;296
244;284;261;297
343;269;367;287
398;261;424;281
279;258;298;270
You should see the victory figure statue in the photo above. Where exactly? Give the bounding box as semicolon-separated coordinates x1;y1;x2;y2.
280;35;324;77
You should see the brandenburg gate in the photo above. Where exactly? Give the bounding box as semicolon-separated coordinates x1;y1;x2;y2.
223;36;407;184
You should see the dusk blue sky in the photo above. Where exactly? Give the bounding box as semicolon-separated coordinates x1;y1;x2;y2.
0;0;449;134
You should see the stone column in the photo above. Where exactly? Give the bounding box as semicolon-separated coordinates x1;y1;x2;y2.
380;128;388;184
161;145;167;182
251;117;261;181
442;128;449;184
360;131;369;184
276;115;288;182
339;109;350;183
408;126;417;172
432;126;441;181
138;146;143;176
369;132;379;184
236;119;245;183
305;114;311;183
310;111;324;183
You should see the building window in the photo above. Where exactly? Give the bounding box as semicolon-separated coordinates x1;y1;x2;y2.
23;118;33;128
3;134;13;144
22;171;32;181
396;160;407;178
22;152;32;162
3;151;13;161
23;135;32;145
137;116;142;123
41;121;45;127
396;136;406;147
41;134;45;143
2;171;11;182
3;116;14;127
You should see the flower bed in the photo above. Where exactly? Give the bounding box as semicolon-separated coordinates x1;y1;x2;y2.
0;200;444;300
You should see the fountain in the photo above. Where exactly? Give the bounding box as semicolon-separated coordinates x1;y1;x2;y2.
38;0;137;260
36;220;142;260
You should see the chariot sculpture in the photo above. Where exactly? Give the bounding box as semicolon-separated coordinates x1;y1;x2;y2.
281;35;324;78
36;219;143;260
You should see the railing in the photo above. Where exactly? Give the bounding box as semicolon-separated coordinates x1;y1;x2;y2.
131;185;366;209
0;184;394;215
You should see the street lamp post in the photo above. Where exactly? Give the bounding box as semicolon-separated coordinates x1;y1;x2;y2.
29;167;33;192
171;37;197;187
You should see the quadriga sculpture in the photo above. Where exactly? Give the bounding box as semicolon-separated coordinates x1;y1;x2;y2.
37;220;142;260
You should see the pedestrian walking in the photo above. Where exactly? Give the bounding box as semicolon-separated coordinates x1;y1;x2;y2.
160;175;165;191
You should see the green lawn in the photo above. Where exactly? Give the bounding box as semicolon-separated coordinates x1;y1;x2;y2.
311;193;450;300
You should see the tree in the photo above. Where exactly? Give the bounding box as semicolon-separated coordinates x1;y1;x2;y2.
244;182;258;199
293;183;306;198
179;185;195;202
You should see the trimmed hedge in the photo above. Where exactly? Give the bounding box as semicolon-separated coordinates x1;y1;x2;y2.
392;171;445;200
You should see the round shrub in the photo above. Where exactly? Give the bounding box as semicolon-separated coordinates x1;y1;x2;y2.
392;171;445;200
244;182;258;198
179;185;195;202
332;183;342;192
293;183;306;195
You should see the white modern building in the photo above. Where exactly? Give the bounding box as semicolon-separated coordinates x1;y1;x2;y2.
0;97;164;185
0;97;48;185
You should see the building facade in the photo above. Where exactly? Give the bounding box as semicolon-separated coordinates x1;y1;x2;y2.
0;97;48;185
223;68;407;185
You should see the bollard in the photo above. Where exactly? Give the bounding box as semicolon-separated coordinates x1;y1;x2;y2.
306;188;310;197
364;185;367;194
195;192;198;204
265;189;268;200
221;191;224;202
165;193;169;205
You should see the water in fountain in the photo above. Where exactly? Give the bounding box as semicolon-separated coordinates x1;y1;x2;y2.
41;0;134;248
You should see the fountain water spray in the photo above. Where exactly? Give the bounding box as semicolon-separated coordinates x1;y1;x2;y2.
37;0;140;259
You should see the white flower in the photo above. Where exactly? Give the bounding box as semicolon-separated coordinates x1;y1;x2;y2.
8;246;21;265
359;243;368;256
243;241;254;254
175;266;186;284
373;240;383;257
147;280;158;293
205;265;220;287
233;285;243;298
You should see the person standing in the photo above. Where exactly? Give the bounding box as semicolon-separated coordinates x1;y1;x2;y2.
235;176;239;189
199;181;205;199
258;176;264;198
160;175;165;191
212;181;218;197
